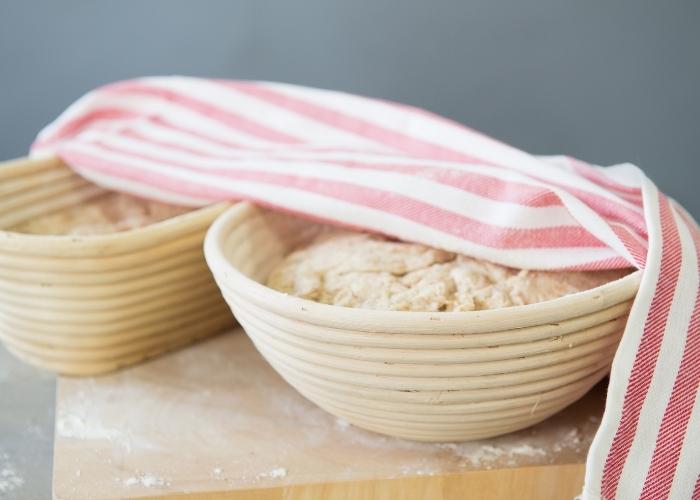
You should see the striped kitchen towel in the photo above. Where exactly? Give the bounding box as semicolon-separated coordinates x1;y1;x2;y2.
32;77;699;500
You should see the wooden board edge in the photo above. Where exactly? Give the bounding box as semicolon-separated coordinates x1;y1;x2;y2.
132;463;585;500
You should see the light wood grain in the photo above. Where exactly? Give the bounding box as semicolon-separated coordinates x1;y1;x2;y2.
53;331;602;500
152;465;585;500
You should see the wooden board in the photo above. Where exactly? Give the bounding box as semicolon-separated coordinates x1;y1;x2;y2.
53;328;606;500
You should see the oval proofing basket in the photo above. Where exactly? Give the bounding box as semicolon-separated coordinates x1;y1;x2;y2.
0;156;235;375
205;202;641;442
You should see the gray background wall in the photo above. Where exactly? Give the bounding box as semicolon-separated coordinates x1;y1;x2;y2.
1;1;699;215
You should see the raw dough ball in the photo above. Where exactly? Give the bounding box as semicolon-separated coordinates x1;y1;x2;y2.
11;192;191;236
267;230;629;312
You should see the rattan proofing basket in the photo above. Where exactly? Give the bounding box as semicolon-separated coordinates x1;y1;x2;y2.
205;202;641;442
0;156;234;375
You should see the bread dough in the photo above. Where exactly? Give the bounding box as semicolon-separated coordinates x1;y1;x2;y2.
11;193;191;236
267;230;630;312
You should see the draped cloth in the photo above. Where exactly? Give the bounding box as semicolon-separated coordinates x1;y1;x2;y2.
32;77;700;499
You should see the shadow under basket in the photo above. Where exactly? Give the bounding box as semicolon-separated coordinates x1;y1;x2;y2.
205;202;641;442
0;156;235;376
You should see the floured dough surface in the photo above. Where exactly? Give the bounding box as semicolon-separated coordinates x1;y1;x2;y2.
267;230;630;312
11;193;191;236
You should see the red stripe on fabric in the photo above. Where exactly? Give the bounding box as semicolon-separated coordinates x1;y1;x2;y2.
114;126;568;209
195;170;599;249
387;98;516;143
146;115;249;150
123;119;649;246
225;81;499;165
552;181;648;239
31;108;141;150
693;473;700;499
281;83;526;155
37;84;649;245
64;152;377;233
228;82;650;232
52;148;501;249
58;150;233;201
119;111;459;157
118;127;242;160
36;82;649;243
227;82;651;238
639;219;700;500
138;115;405;154
67;147;431;239
520;191;565;208
601;193;683;500
97;117;650;250
105;83;304;144
86;114;251;151
610;224;648;269
568;157;644;198
322;159;567;209
65;141;610;251
561;256;633;271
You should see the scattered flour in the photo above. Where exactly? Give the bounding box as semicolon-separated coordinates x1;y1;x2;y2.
50;334;602;493
268;467;287;478
56;413;123;442
508;444;548;457
553;428;582;453
399;465;438;476
437;442;550;469
564;428;581;446
55;389;161;453
256;467;287;480
0;454;24;494
445;444;504;468
122;473;169;488
0;467;24;493
335;418;350;430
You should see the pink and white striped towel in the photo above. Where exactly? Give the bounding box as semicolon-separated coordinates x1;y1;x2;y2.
31;77;699;499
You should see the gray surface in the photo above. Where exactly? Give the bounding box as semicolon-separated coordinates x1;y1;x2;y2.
1;1;699;215
0;344;55;500
0;2;699;499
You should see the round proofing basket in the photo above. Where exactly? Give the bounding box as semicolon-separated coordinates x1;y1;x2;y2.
0;156;235;375
205;202;641;442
